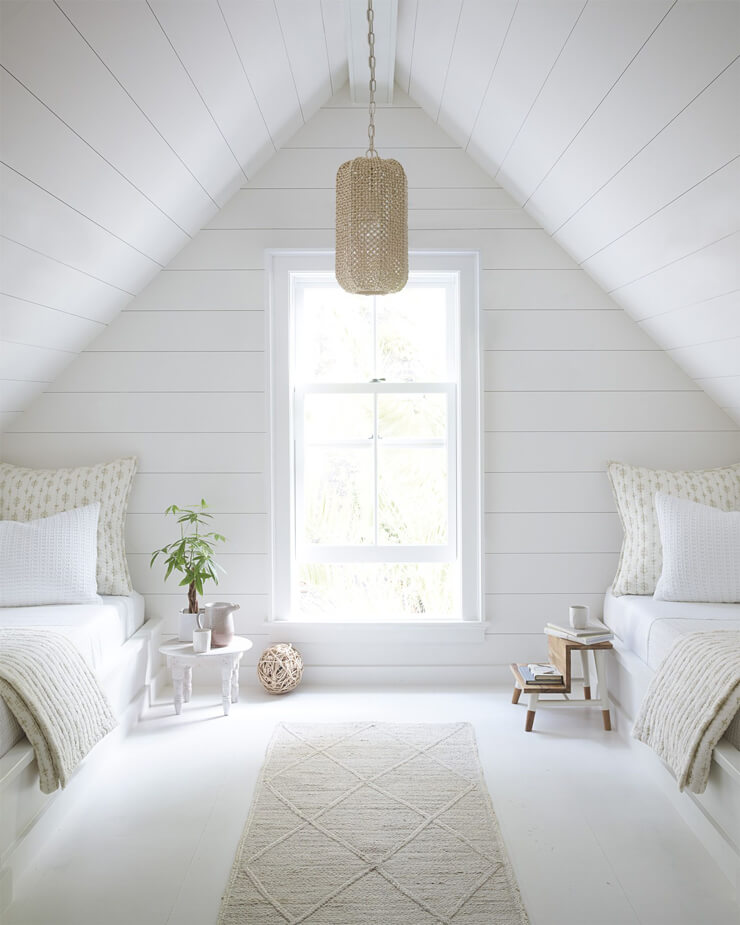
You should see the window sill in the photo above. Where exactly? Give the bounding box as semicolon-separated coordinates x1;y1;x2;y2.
259;620;487;645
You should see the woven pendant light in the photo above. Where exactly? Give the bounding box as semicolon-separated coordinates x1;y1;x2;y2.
335;0;408;295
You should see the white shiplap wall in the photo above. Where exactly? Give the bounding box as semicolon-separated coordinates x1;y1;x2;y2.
4;88;739;675
397;0;740;425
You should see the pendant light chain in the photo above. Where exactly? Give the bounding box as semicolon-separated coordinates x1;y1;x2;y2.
335;0;408;294
367;0;377;156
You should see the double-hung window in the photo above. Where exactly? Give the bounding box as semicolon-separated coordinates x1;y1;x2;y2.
270;253;480;623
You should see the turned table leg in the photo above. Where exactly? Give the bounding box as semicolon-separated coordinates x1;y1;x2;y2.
183;665;192;703
231;660;240;703
525;691;539;732
172;663;185;715
512;685;522;705
221;661;232;715
580;648;591;700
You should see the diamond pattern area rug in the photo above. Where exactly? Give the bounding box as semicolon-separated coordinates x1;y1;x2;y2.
218;722;529;924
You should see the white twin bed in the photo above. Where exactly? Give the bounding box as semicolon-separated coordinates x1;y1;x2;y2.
0;591;156;911
604;590;740;751
603;589;740;893
0;592;147;760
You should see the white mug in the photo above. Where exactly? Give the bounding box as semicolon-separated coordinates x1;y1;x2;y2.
569;605;589;629
193;628;212;654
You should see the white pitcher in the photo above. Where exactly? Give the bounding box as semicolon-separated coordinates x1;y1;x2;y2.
202;601;240;648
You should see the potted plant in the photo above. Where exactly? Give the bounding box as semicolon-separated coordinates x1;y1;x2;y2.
150;500;226;641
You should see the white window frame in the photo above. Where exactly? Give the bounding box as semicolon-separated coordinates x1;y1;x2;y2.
268;251;481;624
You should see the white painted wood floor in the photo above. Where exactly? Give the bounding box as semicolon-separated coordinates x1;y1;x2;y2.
6;684;739;925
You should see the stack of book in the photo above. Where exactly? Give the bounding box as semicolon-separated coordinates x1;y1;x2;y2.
545;621;613;645
517;663;564;685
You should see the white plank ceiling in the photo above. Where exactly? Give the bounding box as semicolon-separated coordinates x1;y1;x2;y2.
399;0;740;424
1;0;738;430
0;0;345;431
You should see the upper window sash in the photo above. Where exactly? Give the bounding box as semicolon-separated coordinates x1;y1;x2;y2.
292;273;458;387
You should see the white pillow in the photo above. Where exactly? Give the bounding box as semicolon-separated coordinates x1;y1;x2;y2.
607;460;740;596
654;492;740;603
0;457;137;595
0;504;101;607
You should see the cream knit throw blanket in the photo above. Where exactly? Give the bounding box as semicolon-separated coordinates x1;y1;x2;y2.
0;629;117;793
633;630;740;793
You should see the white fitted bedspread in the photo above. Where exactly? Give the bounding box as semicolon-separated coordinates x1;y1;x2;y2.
0;592;145;758
604;591;740;750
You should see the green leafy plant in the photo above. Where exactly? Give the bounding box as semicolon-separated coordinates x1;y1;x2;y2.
149;500;226;614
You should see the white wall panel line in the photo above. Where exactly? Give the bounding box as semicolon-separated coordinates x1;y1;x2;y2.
214;0;278;152
275;0;336;123
463;0;520;150
272;0;305;123
0;63;193;239
492;1;589;181
433;1;463;121
404;0;462;119
55;0;220;211
552;53;740;235
637;287;740;324
319;0;336;95
0;291;107;326
144;0;248;185
0;160;164;268
217;0;304;148
580;153;740;265
520;0;677;209
0;234;134;296
667;333;740;352
608;230;738;295
403;0;420;95
1;339;74;356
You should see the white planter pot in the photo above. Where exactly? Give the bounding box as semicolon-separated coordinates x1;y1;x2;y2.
178;609;202;643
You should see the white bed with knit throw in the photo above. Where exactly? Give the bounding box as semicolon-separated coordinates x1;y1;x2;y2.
0;457;160;910
605;460;740;893
604;592;740;753
0;592;147;761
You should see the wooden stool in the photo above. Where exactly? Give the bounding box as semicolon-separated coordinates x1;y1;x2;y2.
511;635;612;732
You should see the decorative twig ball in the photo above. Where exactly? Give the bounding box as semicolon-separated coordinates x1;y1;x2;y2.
257;643;303;694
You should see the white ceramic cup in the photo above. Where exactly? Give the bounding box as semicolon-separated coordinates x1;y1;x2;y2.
193;627;212;654
569;605;589;629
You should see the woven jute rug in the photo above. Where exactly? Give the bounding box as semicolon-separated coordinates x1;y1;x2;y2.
218;722;529;924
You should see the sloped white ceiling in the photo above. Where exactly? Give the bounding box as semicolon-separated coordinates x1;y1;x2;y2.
1;0;738;432
0;0;346;431
396;0;740;423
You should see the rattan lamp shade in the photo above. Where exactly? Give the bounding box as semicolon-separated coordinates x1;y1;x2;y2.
335;155;408;295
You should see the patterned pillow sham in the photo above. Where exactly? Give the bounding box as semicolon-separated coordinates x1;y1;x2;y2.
0;457;137;596
607;460;740;596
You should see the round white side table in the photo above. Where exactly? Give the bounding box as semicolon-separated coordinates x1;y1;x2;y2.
159;636;253;716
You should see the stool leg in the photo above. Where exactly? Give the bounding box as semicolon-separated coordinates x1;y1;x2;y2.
172;664;185;716
594;650;611;730
512;685;522;704
221;662;232;716
580;649;591;700
525;692;539;731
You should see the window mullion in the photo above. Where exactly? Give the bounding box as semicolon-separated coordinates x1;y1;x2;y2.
372;293;378;379
373;390;379;546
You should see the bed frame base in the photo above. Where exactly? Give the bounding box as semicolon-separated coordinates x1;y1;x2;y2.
0;618;162;913
608;640;740;900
